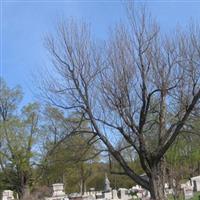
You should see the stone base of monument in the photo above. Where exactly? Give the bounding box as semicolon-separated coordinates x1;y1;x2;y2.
103;191;112;199
45;194;69;200
45;183;69;200
112;189;119;200
52;183;66;197
118;188;131;200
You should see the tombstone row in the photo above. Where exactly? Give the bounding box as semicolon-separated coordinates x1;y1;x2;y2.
2;175;200;200
44;183;150;200
181;175;200;199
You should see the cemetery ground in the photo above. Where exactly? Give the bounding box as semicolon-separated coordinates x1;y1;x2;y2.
187;192;200;200
168;192;200;200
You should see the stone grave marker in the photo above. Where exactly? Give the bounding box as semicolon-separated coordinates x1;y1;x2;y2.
2;190;14;200
183;186;194;200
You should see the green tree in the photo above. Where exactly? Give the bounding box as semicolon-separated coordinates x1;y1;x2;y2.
0;78;40;199
166;118;200;199
39;106;101;194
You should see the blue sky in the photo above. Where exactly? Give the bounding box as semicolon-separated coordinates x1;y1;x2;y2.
1;0;200;105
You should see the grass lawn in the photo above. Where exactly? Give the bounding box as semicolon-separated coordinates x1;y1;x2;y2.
167;192;200;200
192;192;200;200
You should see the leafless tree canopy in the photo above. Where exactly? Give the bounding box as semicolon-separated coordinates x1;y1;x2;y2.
40;7;200;200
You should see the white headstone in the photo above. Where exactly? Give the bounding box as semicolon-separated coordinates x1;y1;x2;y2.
183;186;194;200
52;183;66;197
112;189;119;199
45;183;68;200
191;175;200;192
104;191;112;199
2;190;14;200
89;188;96;197
119;188;130;200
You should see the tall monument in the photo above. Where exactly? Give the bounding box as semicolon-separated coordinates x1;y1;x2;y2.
104;173;111;192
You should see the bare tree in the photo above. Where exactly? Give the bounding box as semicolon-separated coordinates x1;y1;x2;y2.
41;6;200;200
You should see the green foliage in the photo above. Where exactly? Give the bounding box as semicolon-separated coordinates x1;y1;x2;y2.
0;79;41;197
166;124;200;179
39;131;101;193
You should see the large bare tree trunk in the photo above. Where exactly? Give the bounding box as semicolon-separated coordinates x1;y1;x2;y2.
21;185;30;200
19;173;30;200
149;161;166;200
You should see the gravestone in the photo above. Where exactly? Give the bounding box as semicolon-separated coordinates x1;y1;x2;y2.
191;175;200;192
52;183;66;197
119;188;130;200
112;189;119;200
95;192;104;199
104;191;112;199
183;186;194;200
2;190;14;200
89;188;96;198
45;183;68;200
